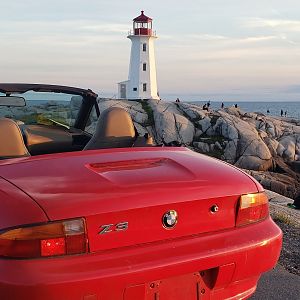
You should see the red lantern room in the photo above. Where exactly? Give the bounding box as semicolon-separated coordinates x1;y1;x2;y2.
133;10;153;36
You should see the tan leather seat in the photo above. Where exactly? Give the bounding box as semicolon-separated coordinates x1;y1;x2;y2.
0;118;30;158
84;107;154;150
84;107;136;150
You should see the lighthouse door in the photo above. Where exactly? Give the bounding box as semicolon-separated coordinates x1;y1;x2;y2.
120;84;126;98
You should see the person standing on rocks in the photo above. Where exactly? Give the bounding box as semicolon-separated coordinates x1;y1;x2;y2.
202;103;208;111
281;109;283;117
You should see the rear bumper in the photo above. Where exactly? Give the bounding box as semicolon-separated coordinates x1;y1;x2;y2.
0;217;282;300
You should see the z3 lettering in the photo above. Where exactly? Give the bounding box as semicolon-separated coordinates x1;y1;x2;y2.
98;222;128;234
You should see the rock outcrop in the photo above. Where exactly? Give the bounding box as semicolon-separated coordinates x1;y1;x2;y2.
149;99;195;145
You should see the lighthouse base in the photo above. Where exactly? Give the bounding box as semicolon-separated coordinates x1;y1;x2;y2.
118;81;159;100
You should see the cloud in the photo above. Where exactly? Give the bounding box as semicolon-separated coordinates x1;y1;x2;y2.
0;19;129;37
242;18;300;45
78;23;129;34
0;19;131;51
241;36;277;43
245;18;300;32
187;34;228;41
169;33;280;46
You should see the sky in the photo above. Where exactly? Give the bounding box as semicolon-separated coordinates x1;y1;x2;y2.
1;0;300;102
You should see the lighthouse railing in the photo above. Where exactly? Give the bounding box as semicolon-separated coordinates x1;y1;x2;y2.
128;29;156;37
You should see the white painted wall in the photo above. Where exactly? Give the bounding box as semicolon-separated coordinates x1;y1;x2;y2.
118;34;159;100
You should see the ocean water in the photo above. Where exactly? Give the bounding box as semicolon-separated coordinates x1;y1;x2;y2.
190;101;300;120
26;99;300;120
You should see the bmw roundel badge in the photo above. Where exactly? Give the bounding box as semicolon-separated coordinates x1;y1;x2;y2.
162;210;178;229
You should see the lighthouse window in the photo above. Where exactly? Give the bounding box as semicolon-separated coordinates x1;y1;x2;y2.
143;63;147;71
133;88;137;91
143;43;147;52
143;83;147;92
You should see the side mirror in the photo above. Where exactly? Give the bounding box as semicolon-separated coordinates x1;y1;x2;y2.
0;96;26;107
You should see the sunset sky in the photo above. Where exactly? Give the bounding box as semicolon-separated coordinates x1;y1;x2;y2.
1;0;300;101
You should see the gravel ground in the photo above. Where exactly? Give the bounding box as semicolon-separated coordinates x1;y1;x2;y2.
273;219;300;276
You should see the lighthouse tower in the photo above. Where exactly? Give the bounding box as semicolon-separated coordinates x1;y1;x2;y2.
118;11;159;100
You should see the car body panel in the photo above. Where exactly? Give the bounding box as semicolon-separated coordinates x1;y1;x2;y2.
0;217;282;300
0;147;260;252
0;177;48;229
0;147;258;220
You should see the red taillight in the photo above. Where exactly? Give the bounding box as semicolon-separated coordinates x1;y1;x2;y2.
236;192;269;227
0;218;88;258
41;238;65;257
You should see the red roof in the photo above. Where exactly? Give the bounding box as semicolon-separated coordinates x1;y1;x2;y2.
133;10;152;23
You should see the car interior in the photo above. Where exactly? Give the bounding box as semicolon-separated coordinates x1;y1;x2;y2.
0;107;154;159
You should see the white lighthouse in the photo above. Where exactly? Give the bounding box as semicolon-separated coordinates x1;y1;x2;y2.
118;11;159;100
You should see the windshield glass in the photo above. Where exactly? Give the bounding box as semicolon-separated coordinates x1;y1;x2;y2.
0;91;83;128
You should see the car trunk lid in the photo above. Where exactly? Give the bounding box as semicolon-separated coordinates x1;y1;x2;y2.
0;147;259;252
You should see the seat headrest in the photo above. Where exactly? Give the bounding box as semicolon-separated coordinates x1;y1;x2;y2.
83;107;136;150
95;107;135;138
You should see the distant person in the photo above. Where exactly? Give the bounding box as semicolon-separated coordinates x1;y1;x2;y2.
207;101;211;108
234;104;238;108
202;104;208;111
267;109;270;114
175;98;180;103
157;92;161;101
281;109;283;117
221;102;224;109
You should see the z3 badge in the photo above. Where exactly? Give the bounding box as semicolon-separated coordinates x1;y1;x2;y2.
98;222;128;234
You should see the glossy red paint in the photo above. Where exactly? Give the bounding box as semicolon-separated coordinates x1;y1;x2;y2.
0;148;259;220
0;177;47;228
0;218;281;299
0;147;282;299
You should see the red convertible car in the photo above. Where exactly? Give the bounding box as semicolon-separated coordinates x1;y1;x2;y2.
0;84;282;300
